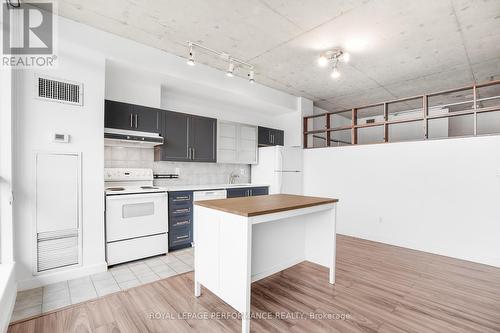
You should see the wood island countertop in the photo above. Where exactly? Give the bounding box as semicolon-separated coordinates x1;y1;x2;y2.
194;194;338;217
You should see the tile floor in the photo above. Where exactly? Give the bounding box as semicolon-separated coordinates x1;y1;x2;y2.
11;247;194;323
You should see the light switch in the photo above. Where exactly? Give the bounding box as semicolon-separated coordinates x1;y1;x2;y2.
240;168;245;175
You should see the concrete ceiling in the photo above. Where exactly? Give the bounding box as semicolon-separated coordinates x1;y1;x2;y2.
55;0;500;112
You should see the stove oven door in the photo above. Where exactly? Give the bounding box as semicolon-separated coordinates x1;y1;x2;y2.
105;192;168;242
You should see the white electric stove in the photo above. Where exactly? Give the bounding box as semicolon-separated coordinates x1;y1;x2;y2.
104;168;168;265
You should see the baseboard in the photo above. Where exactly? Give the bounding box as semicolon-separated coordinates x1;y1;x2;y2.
0;263;17;333
251;257;304;283
17;262;108;291
337;233;500;269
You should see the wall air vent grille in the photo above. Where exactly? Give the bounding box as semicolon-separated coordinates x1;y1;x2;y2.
36;74;83;106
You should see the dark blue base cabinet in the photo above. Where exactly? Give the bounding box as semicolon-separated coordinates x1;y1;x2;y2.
227;186;269;198
168;191;193;251
168;187;268;251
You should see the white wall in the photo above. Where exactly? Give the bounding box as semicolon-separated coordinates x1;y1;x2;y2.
105;61;162;108
303;135;500;267
13;41;106;290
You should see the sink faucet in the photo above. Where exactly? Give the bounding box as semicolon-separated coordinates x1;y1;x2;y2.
228;171;239;184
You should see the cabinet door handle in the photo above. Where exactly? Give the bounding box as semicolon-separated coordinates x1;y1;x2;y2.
130;114;133;127
188;147;192;160
135;114;138;128
192;148;195;160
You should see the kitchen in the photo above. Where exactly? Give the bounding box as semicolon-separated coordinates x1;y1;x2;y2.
1;1;500;332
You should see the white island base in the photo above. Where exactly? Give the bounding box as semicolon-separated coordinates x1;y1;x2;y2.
194;195;337;333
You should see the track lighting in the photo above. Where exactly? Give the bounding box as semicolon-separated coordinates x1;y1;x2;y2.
187;44;195;66
186;41;256;83
226;61;235;77
248;70;255;83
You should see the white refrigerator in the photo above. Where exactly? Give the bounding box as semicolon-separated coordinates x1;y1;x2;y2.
251;146;303;195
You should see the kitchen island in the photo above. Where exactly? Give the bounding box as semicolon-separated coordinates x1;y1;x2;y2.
193;194;338;333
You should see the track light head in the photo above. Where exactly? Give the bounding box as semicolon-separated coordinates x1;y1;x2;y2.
248;70;255;83
226;61;235;77
187;44;195;66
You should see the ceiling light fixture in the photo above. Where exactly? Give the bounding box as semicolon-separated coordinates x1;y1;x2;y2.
186;41;256;83
318;48;349;80
187;43;195;66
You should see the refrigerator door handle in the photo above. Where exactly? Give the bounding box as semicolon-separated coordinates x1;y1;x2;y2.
278;171;283;194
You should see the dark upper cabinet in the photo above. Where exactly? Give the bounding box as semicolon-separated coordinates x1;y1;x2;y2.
156;111;217;162
104;100;160;133
134;105;160;133
258;126;284;146
104;100;134;130
189;116;216;162
157;111;190;161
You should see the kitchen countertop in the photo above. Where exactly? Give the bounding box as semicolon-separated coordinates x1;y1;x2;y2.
194;194;338;217
156;183;270;192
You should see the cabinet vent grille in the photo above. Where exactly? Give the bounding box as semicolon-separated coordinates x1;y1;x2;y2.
36;75;83;106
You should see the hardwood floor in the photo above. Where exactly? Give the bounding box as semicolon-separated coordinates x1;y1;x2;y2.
9;235;500;332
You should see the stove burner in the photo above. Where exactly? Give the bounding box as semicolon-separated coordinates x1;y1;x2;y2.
140;186;159;189
106;187;125;191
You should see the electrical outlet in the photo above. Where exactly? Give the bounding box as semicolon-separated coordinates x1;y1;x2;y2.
240;168;245;175
175;167;180;176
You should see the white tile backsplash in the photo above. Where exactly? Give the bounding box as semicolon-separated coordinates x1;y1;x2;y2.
104;146;250;185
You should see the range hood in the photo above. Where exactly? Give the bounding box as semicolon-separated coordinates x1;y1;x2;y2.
104;128;164;148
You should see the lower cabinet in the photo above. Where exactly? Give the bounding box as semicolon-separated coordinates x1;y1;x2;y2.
168;187;268;251
226;186;269;198
168;191;193;251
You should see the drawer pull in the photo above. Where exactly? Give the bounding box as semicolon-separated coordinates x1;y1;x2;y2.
173;196;190;201
174;220;190;226
176;235;189;240
174;208;190;213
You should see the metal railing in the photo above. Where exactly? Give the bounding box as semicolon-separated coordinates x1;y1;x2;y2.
303;79;500;148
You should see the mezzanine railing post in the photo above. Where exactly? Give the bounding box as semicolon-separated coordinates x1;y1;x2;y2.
303;117;308;148
351;108;357;145
423;95;428;139
383;102;388;142
473;85;478;136
326;113;331;147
